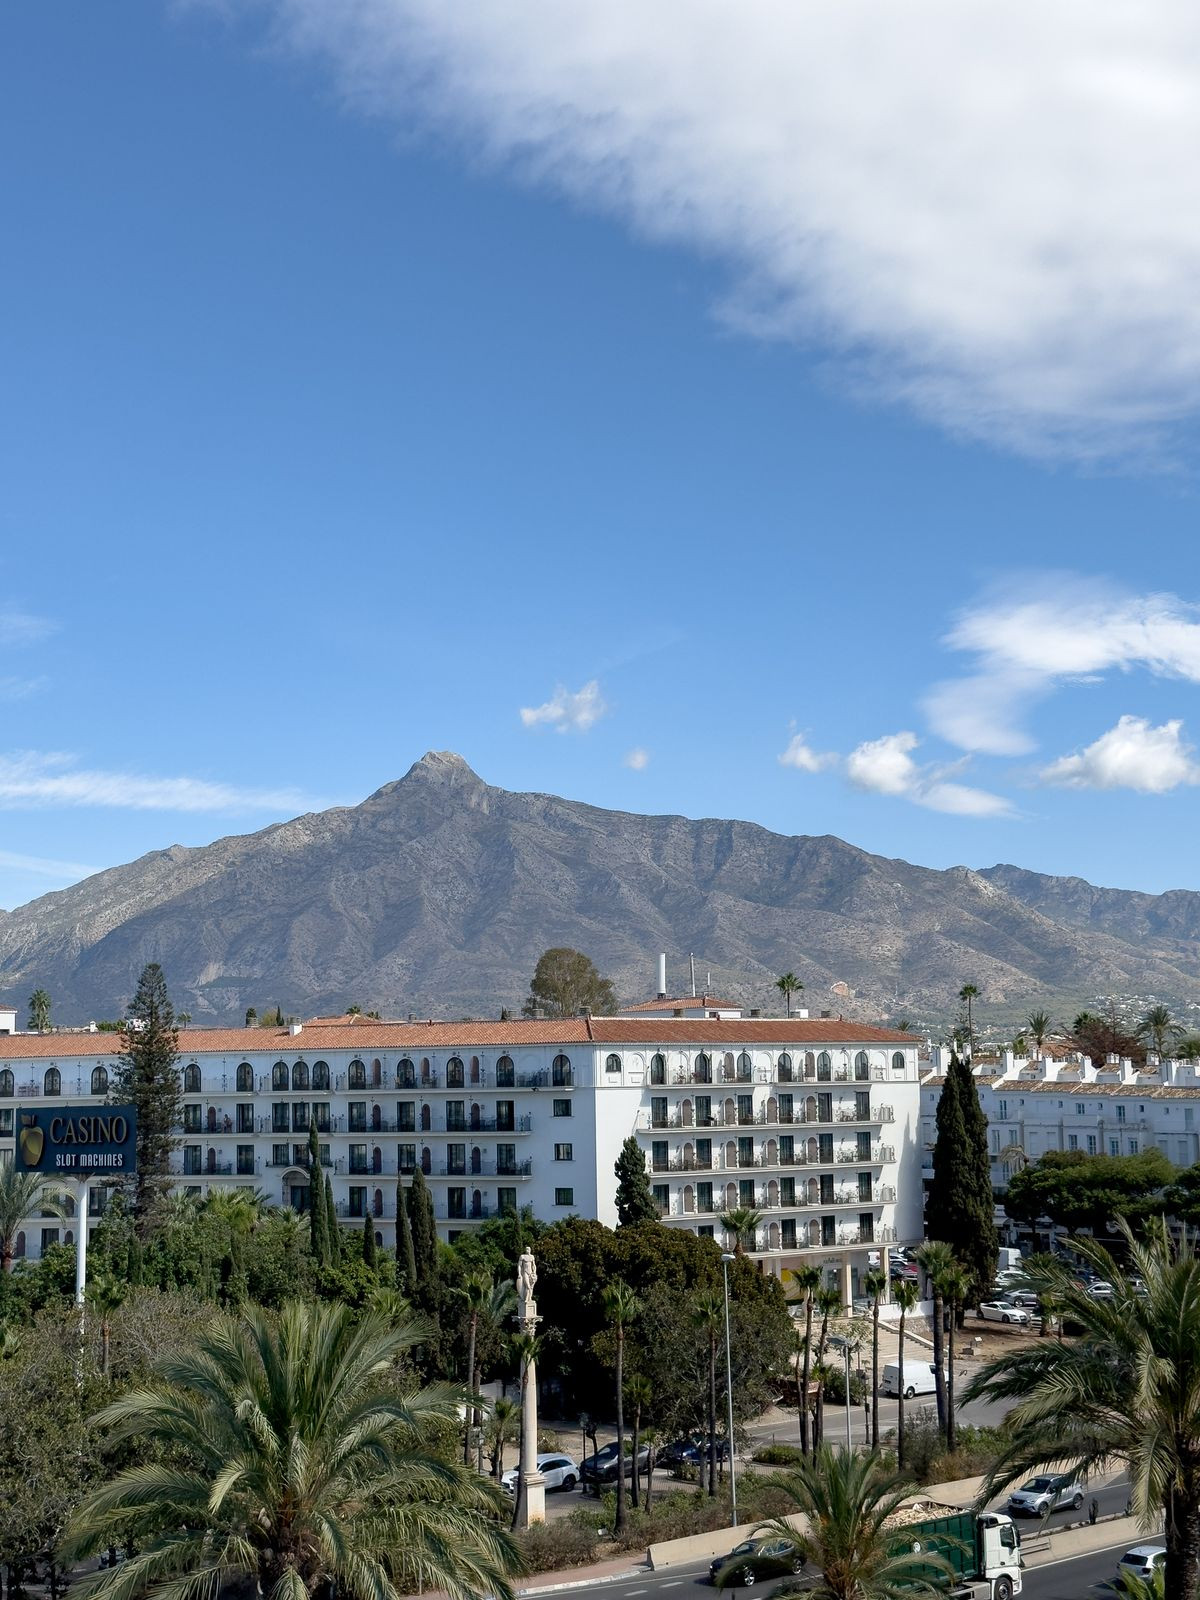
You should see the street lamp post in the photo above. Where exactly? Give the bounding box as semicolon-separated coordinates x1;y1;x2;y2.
830;1335;852;1454
721;1251;738;1527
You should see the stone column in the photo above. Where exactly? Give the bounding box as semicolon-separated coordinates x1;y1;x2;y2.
841;1252;853;1313
514;1249;546;1529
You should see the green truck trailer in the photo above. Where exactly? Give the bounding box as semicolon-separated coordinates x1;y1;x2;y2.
894;1509;1023;1600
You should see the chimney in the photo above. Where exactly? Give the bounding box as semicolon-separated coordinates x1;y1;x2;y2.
578;1007;592;1019
289;1022;303;1037
657;953;667;1000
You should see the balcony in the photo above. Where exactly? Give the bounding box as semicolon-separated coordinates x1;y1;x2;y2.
434;1159;533;1179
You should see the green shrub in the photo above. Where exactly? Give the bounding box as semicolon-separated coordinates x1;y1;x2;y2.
753;1443;805;1466
822;1366;867;1406
514;1515;601;1572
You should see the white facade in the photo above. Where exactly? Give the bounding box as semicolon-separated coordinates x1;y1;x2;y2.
0;1015;922;1303
920;1046;1200;1191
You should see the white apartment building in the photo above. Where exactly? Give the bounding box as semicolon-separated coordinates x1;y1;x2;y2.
920;1046;1200;1193
0;1013;923;1306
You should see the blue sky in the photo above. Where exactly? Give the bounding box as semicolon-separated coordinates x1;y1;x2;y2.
3;2;1200;909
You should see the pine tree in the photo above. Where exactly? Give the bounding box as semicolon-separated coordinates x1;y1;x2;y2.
324;1174;339;1261
361;1211;378;1269
613;1135;659;1226
308;1122;327;1264
112;963;182;1232
925;1051;997;1295
407;1169;438;1300
396;1178;417;1290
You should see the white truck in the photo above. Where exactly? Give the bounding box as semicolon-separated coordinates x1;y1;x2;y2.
893;1508;1024;1600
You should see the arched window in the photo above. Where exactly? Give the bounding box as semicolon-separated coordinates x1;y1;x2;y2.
312;1060;330;1091
44;1067;60;1095
496;1054;515;1088
650;1053;666;1085
892;1051;906;1072
804;1051;815;1076
695;1052;711;1083
236;1062;253;1093
816;1051;832;1082
447;1056;465;1088
397;1057;416;1088
292;1061;309;1091
0;1069;12;1097
91;1065;109;1095
552;1054;572;1087
777;1052;793;1082
349;1059;367;1090
854;1050;870;1081
272;1061;289;1091
737;1050;753;1079
184;1063;201;1093
605;1053;622;1074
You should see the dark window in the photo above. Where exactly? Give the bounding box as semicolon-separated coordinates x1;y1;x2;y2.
859;1213;874;1243
237;1104;254;1133
738;1136;754;1168
855;1091;871;1121
552;1098;572;1118
497;1143;517;1174
648;1053;666;1085
313;1102;330;1132
447;1056;465;1088
695;1137;712;1168
446;1101;466;1131
272;1061;289;1091
183;1063;200;1093
554;1188;574;1206
552;1054;572;1087
739;1178;755;1208
780;1134;794;1164
696;1094;713;1126
236;1062;253;1092
0;1070;12;1097
781;1176;796;1206
293;1061;309;1091
349;1187;366;1218
818;1132;834;1164
891;1051;906;1073
857;1131;872;1160
448;1188;466;1220
183;1105;201;1133
349;1102;367;1132
737;1051;753;1080
44;1067;61;1095
498;1187;517;1214
779;1093;793;1123
398;1057;416;1088
652;1184;669;1211
91;1065;109;1095
349;1059;367;1090
496;1100;515;1131
349;1144;368;1174
737;1093;753;1125
820;1173;835;1204
41;1227;59;1253
821;1214;836;1246
651;1140;668;1171
447;1144;466;1175
0;1109;11;1134
781;1218;797;1249
695;1053;711;1083
651;1096;668;1128
237;1145;255;1176
293;1103;309;1131
273;1103;290;1133
816;1052;832;1081
313;1061;330;1090
858;1172;873;1201
398;1144;416;1173
605;1053;622;1074
854;1051;870;1081
496;1055;515;1088
398;1101;415;1132
183;1146;201;1175
697;1180;713;1212
777;1053;793;1082
554;1143;573;1161
272;1143;289;1166
817;1093;832;1123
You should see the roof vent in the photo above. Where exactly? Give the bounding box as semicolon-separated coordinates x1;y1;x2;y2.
289;1022;303;1037
749;1009;761;1018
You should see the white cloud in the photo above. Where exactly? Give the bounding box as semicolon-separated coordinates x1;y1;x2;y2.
0;675;48;702
927;579;1200;755
248;0;1200;457
519;679;607;733
845;730;1012;817
0;608;55;647
1040;715;1200;793
778;733;837;773
0;752;315;813
623;746;650;770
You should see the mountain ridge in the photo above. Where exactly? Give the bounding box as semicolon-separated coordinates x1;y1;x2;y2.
2;751;1199;1027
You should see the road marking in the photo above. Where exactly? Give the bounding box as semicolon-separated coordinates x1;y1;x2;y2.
661;1583;683;1588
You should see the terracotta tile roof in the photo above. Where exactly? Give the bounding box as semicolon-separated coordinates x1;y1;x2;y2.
920;1071;1200;1100
624;995;740;1012
0;1016;916;1059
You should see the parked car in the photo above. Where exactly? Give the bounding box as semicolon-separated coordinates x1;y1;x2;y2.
1007;1473;1085;1516
978;1300;1031;1325
501;1452;579;1495
1003;1288;1040;1310
580;1440;651;1484
710;1536;805;1587
1087;1279;1116;1299
1117;1547;1166;1583
661;1435;731;1470
891;1260;920;1282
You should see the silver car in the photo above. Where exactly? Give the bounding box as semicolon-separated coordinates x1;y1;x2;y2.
501;1452;579;1494
1008;1473;1084;1516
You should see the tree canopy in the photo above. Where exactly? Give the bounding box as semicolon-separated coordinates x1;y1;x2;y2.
614;1135;659;1226
1004;1148;1176;1237
521;947;616;1019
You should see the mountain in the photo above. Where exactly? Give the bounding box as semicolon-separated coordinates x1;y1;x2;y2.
2;751;1200;1028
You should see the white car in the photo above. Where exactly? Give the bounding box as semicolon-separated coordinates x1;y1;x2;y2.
1117;1546;1166;1583
501;1452;579;1495
978;1300;1031;1325
1007;1473;1085;1516
1087;1279;1115;1299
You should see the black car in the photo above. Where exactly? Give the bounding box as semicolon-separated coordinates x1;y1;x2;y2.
579;1440;652;1484
661;1435;732;1471
710;1537;805;1588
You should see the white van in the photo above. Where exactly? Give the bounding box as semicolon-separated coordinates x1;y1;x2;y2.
997;1247;1024;1273
881;1361;943;1399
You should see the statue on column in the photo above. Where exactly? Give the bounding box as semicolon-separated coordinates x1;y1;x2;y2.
517;1247;539;1324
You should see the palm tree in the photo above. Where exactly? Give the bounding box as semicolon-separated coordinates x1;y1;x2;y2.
1027;1009;1052;1058
745;1445;955;1600
720;1205;763;1257
602;1279;642;1535
1139;1004;1184;1060
775;973;803;1019
27;988;51;1033
812;1285;842;1450
86;1274;125;1379
456;1271;492;1464
789;1263;822;1455
891;1277;920;1472
939;1260;971;1456
918;1240;953;1437
692;1288;724;1494
864;1267;887;1448
0;1165;64;1272
486;1395;521;1481
966;1219;1200;1600
62;1299;520;1600
474;1279;517;1471
626;1373;652;1508
958;983;979;1053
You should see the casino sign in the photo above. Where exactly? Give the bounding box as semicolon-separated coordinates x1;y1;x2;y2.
15;1105;137;1176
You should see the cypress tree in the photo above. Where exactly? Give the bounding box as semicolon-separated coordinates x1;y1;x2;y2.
362;1211;378;1268
926;1051;998;1294
614;1135;659;1226
407;1169;438;1296
955;1053;999;1294
396;1178;417;1290
112;963;182;1233
324;1174;339;1261
307;1121;327;1263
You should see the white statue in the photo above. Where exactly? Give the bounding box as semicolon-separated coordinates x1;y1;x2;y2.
517;1248;538;1315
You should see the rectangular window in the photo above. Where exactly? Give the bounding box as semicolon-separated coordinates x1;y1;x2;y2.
858;1171;873;1201
313;1102;330;1133
183;1104;201;1133
737;1135;754;1168
855;1091;871;1121
498;1186;517;1214
447;1143;466;1175
448;1188;466;1219
736;1093;754;1125
780;1134;794;1165
820;1173;835;1204
651;1096;668;1128
554;1187;574;1206
698;1223;714;1238
398;1143;416;1172
821;1214;836;1246
496;1100;515;1132
272;1103;289;1133
398;1101;415;1132
817;1093;832;1123
651;1140;668;1171
349;1144;368;1174
781;1218;797;1249
1087;1135;1097;1155
236;1103;254;1133
554;1143;573;1161
183;1146;201;1175
1117;1105;1126;1123
697;1180;713;1213
991;1129;1000;1154
695;1137;712;1169
780;1176;796;1207
818;1132;834;1164
293;1144;308;1169
778;1093;794;1123
998;1099;1008;1120
652;1184;668;1211
496;1143;517;1174
858;1213;874;1243
1129;1138;1139;1154
1068;1134;1078;1152
1109;1138;1120;1156
0;1109;11;1136
857;1131;872;1160
292;1102;309;1131
319;1143;330;1168
348;1187;365;1219
739;1178;756;1207
349;1102;366;1132
272;1143;289;1166
237;1145;255;1176
446;1101;466;1132
695;1094;713;1126
552;1099;572;1118
41;1227;59;1252
1077;1102;1086;1115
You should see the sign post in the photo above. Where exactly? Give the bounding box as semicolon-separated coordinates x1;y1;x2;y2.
15;1105;137;1305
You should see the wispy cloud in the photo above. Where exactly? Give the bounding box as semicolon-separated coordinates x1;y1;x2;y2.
927;579;1200;755
252;1;1200;457
0;848;100;881
623;746;650;771
519;680;608;734
0;608;55;647
0;752;315;813
1041;715;1200;794
778;733;837;774
0;675;48;703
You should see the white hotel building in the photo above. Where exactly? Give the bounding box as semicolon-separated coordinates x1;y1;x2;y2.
0;1007;923;1306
